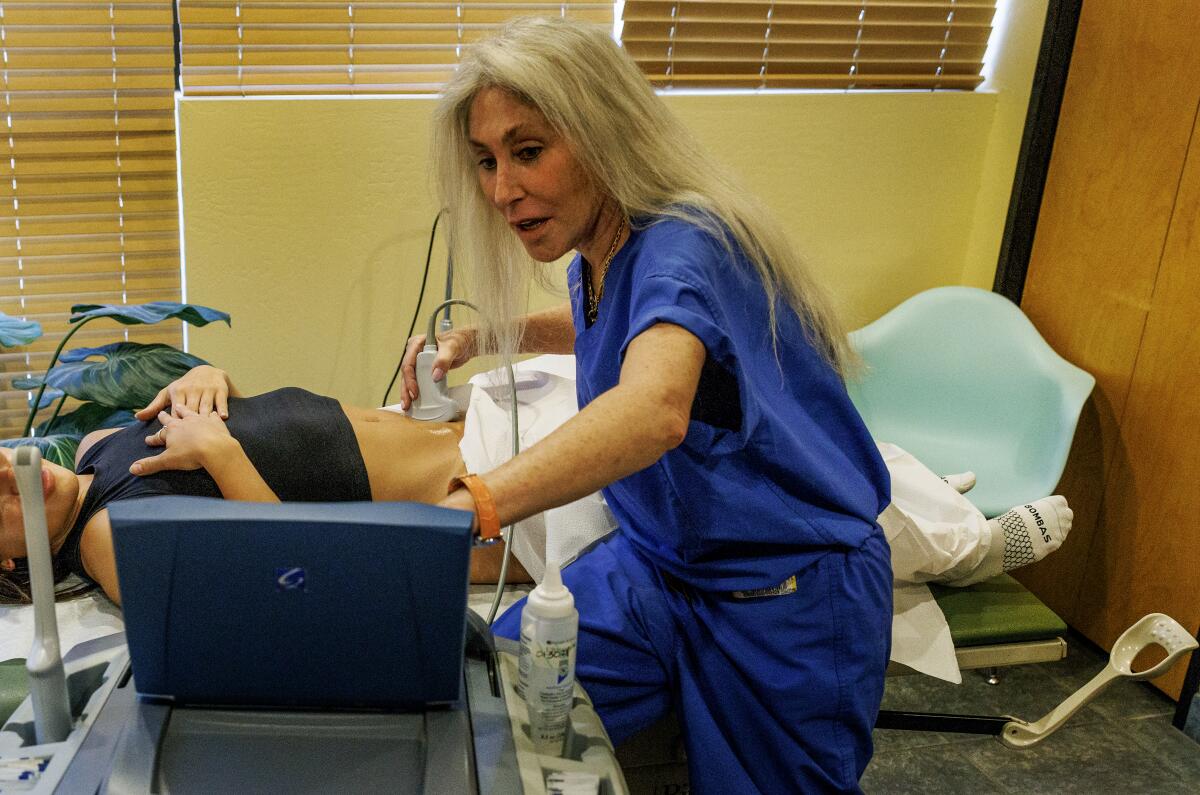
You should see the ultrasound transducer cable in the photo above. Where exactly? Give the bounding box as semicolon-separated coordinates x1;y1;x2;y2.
380;210;441;408
410;298;521;626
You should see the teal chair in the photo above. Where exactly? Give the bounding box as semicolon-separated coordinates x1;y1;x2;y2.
848;286;1095;519
849;286;1095;704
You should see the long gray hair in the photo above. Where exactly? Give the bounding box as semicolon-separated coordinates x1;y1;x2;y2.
431;16;854;377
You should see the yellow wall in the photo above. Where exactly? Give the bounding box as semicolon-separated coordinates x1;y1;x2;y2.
964;0;1051;287
180;2;1046;406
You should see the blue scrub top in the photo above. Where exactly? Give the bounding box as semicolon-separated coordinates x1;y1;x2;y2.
569;216;890;591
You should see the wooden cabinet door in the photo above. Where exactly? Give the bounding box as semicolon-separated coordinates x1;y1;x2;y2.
1072;105;1200;698
1017;1;1200;698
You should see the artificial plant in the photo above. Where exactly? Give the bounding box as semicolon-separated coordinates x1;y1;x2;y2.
0;302;230;467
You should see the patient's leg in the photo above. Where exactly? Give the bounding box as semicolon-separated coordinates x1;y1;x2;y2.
879;442;1073;587
942;496;1072;587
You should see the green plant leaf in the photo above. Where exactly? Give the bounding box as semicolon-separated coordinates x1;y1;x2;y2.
27;387;65;410
69;302;231;328
58;344;149;364
0;311;42;347
36;403;136;437
12;342;207;409
0;435;81;468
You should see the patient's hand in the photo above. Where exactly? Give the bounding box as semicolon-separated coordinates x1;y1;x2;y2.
130;407;238;476
137;365;235;420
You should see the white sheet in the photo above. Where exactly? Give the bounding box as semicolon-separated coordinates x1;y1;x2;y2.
0;588;123;663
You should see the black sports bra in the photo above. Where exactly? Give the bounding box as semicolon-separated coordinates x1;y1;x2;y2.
60;387;371;581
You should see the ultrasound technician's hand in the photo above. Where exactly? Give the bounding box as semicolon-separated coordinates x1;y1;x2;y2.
399;327;477;410
136;365;235;420
130;407;238;476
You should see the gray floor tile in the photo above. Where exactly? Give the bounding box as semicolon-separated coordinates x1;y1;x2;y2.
863;630;1195;792
1187;694;1200;743
862;743;1004;795
881;663;1106;727
1082;680;1176;722
959;720;1191;794
1119;714;1200;783
872;728;953;754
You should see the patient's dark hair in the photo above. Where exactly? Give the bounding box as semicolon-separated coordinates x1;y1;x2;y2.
0;555;94;605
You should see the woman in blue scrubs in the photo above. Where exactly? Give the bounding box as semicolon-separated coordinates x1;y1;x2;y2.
402;17;892;793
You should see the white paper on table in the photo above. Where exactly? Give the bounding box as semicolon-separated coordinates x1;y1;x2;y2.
0;588;124;663
876;438;1000;686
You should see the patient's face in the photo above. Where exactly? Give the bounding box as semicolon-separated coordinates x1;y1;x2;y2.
0;447;81;562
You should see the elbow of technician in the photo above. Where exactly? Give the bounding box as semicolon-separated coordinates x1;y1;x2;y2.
639;388;691;457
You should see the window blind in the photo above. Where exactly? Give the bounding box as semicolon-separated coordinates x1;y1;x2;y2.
621;0;996;90
0;0;182;438
177;1;615;96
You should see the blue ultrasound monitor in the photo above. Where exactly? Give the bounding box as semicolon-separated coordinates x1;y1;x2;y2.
108;497;475;710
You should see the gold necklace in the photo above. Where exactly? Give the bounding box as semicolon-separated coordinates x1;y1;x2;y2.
586;215;627;323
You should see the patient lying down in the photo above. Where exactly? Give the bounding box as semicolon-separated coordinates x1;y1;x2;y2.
0;366;474;606
0;365;1071;607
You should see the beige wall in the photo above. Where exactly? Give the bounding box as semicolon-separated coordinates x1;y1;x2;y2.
180;2;1046;406
964;0;1050;287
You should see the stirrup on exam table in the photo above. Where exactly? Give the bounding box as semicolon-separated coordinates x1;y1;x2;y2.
877;613;1198;747
999;613;1198;748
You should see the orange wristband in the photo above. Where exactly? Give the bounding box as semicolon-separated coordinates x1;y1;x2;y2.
448;474;502;542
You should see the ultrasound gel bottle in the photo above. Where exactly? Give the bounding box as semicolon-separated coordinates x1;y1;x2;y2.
518;562;578;756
